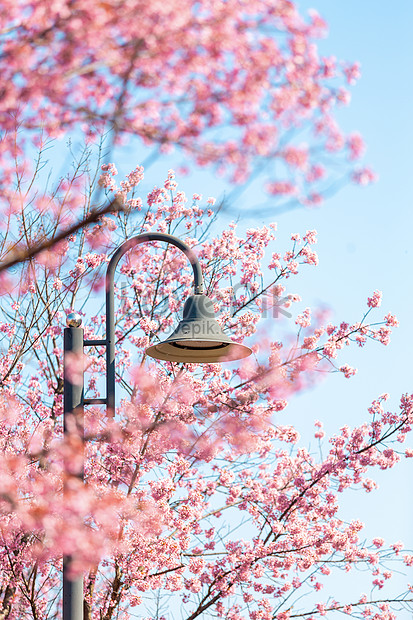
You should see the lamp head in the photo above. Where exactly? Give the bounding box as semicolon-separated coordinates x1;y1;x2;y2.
145;294;252;363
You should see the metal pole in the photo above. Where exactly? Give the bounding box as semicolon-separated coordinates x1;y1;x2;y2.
106;267;116;415
63;323;84;620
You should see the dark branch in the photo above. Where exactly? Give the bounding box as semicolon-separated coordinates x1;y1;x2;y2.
0;197;124;274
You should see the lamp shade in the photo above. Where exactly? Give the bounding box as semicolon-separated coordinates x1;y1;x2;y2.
145;294;252;363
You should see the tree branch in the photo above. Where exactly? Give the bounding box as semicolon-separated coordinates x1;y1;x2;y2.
0;197;124;274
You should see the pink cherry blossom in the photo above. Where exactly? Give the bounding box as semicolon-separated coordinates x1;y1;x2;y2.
367;290;383;308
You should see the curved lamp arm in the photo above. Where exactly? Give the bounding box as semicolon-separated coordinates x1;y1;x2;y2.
105;233;204;412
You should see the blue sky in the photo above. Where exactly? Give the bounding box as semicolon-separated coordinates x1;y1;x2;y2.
287;1;412;466
269;0;413;607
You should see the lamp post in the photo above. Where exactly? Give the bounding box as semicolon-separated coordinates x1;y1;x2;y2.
62;233;251;619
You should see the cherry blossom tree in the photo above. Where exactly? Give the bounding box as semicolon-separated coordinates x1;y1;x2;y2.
0;0;374;230
0;1;410;618
0;154;411;619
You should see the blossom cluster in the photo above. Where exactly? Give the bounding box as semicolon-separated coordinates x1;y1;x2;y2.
0;0;375;230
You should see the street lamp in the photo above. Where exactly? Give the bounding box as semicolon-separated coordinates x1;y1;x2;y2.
62;233;251;619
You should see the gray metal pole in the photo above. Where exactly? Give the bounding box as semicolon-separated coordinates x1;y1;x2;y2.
63;324;84;620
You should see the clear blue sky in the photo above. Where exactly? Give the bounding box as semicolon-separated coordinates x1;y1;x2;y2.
280;1;413;608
